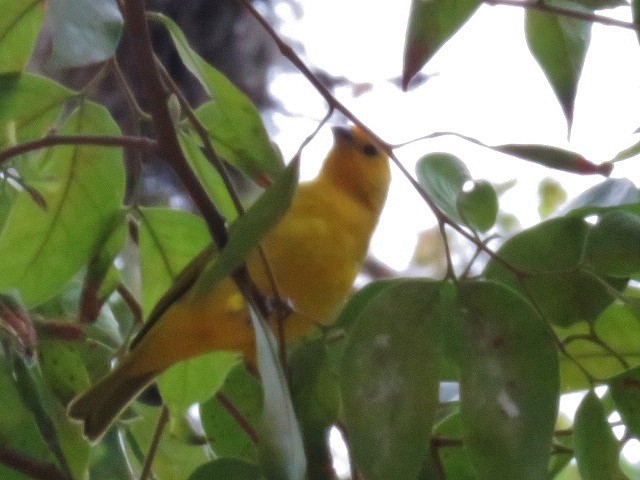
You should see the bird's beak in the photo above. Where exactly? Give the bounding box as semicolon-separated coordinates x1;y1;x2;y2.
331;125;353;142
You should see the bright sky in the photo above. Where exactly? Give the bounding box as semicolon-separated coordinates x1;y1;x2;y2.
268;0;640;270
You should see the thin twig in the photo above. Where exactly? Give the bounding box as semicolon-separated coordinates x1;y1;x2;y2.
140;405;170;480
0;134;157;165
117;284;144;325
485;0;637;30
215;391;260;444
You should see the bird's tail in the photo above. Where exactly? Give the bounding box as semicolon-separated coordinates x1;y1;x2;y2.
68;363;156;442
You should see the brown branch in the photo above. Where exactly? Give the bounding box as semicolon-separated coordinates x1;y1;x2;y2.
0;445;70;480
485;0;637;30
117;284;144;326
140;405;170;480
215;391;260;444
0;134;157;165
122;0;269;321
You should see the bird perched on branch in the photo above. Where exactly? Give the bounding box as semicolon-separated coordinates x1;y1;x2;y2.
68;125;391;441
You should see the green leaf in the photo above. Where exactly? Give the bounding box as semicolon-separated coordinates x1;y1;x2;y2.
137;207;211;317
494;144;610;176
525;2;591;130
150;12;284;181
573;391;626;479
126;404;211;480
193;157;299;296
289;339;341;480
457;280;559;480
0;101;125;306
0;357;53;480
610;366;640;438
0;0;43;73
573;0;627;8
457;179;498;232
189;458;265;480
432;411;477;480
561;178;640;216
586;211;640;278
251;306;307;480
485;217;625;326
340;279;440;480
402;0;481;89
178;130;239;221
38;339;91;404
538;177;567;218
200;364;262;463
633;0;640;46
416;152;470;224
45;0;123;68
558;303;640;391
0;73;75;149
158;351;239;413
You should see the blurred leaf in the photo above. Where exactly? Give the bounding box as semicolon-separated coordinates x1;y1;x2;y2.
150;13;284;181
610;366;640;438
525;3;591;130
38;339;91;404
340;279;440;480
0;73;75;149
494;144;610;176
402;0;481;89
178;130;239;220
573;391;627;479
0;356;54;480
538;177;567;218
248;304;306;480
0;0;43;73
200;364;262;463
45;0;123;68
457;180;498;232
586;211;640;278
189;458;265;480
633;0;640;46
431;411;476;480
457;280;559;480
557;304;640;391
290;339;341;480
138;208;211;317
485;217;625;326
416;152;470;224
88;427;131;479
193;157;299;296
560;178;640;216
571;0;627;7
158;351;239;413
0;101;125;307
127;404;210;480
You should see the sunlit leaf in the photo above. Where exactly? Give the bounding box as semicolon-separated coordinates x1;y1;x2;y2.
402;0;481;89
573;391;626;479
45;0;123;68
538;177;567;218
525;2;591;130
341;279;439;480
0;101;125;306
458;280;559;480
158;351;239;413
0;73;75;149
137;208;211;317
0;0;43;73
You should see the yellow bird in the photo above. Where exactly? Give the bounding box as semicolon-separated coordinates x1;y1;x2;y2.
68;125;391;441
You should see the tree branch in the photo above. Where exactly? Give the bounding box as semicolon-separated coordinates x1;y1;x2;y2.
0;445;70;480
0;134;157;165
485;0;637;30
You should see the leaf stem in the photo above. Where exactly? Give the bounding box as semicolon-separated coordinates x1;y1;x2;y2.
0;445;70;480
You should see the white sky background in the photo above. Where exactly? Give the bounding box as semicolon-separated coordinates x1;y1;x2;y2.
266;0;640;271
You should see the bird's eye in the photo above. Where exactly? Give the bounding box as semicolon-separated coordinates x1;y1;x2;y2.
362;144;378;157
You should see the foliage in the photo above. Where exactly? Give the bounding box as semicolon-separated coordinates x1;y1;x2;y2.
0;0;640;479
